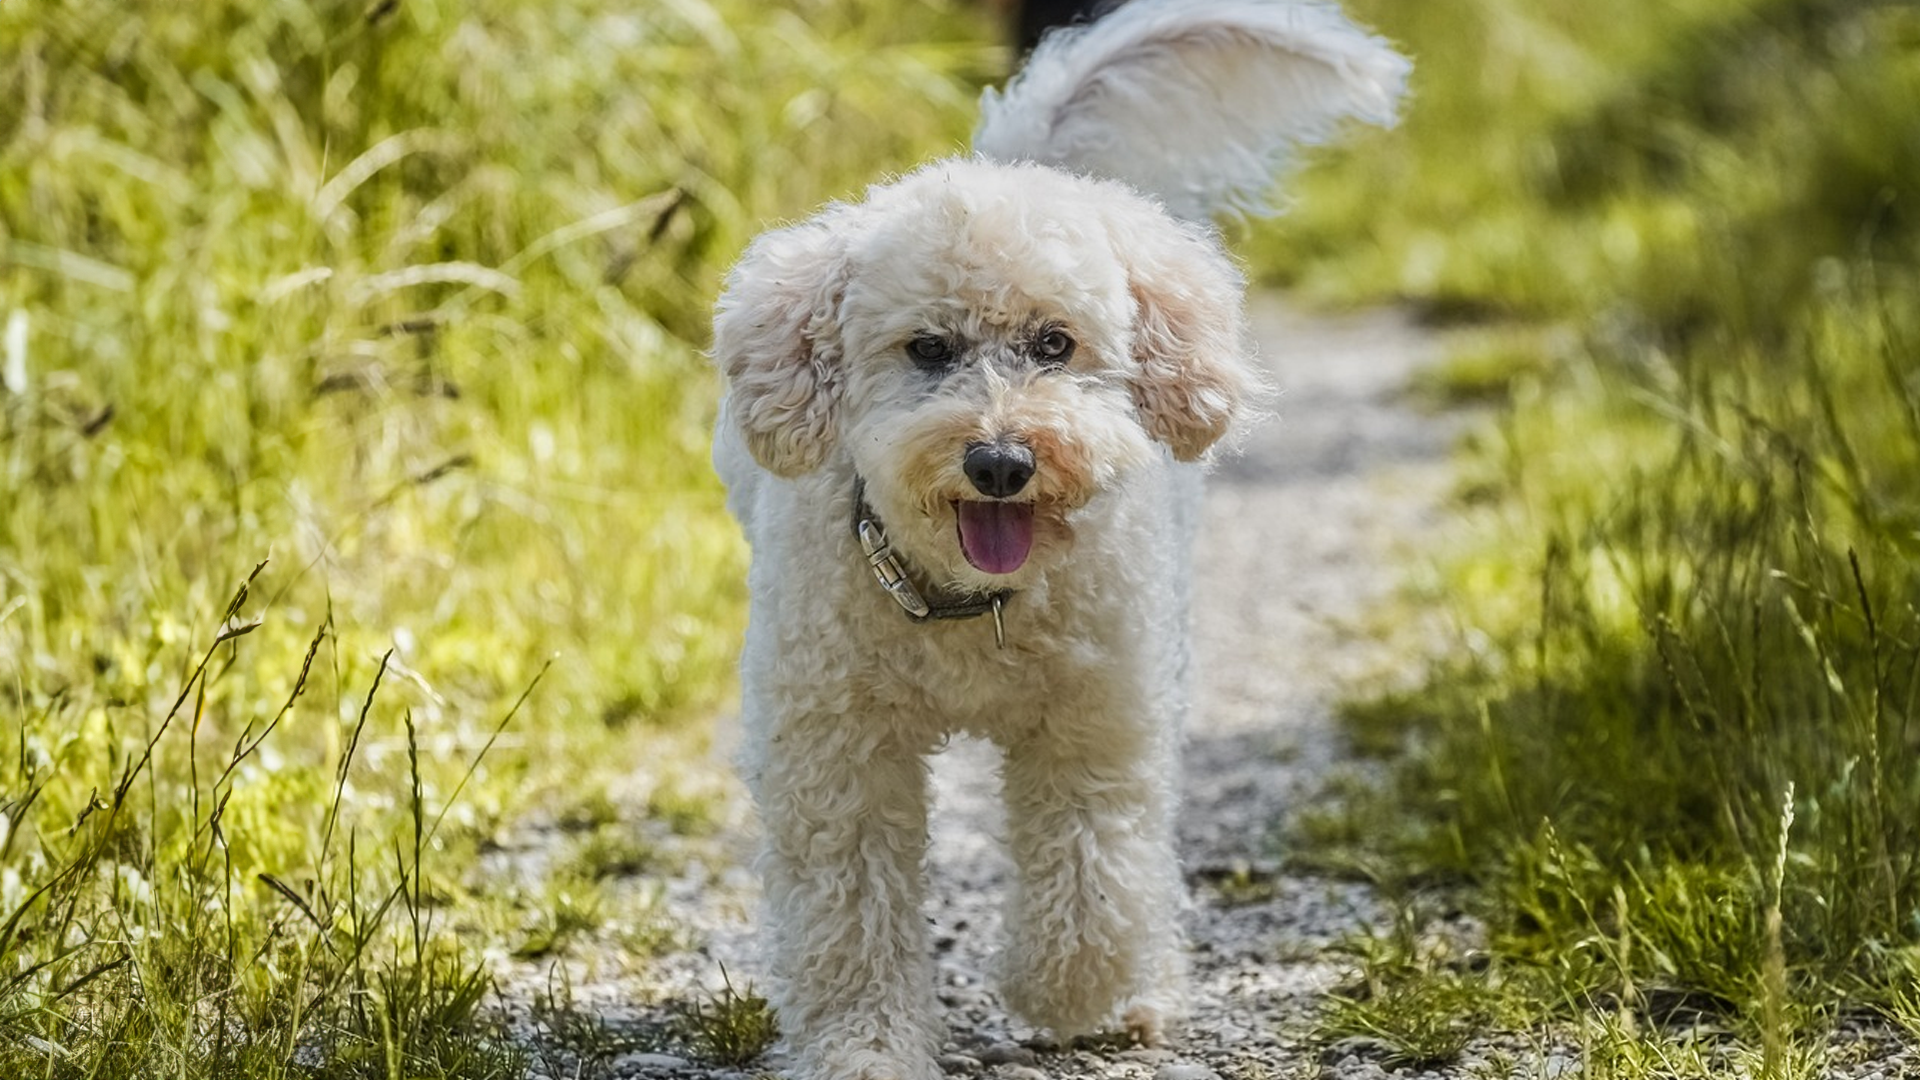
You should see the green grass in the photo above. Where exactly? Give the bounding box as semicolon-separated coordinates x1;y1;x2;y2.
676;967;780;1068
0;0;994;1072
1263;0;1920;332
1262;0;1920;1070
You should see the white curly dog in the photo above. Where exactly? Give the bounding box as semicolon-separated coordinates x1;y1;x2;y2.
711;3;1407;1076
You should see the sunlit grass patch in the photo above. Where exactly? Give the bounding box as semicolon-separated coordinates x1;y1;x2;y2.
676;966;780;1069
1306;287;1920;1056
510;874;608;961
1262;0;1920;1067
1320;904;1502;1068
1406;327;1568;410
1262;0;1920;333
565;823;658;882
646;782;723;838
0;577;538;1078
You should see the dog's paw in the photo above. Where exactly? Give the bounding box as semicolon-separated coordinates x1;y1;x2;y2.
802;1040;940;1080
1001;934;1135;1038
1122;1003;1168;1048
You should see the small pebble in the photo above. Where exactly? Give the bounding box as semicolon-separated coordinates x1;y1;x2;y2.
1117;1048;1177;1064
978;1042;1038;1067
1153;1065;1220;1080
1210;1022;1250;1045
1323;1037;1395;1062
939;1053;983;1074
994;1068;1048;1080
614;1051;691;1072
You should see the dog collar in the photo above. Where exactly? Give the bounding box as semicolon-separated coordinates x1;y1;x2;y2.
851;479;1013;649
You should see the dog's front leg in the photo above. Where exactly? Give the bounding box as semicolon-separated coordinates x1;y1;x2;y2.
998;720;1186;1046
753;722;941;1080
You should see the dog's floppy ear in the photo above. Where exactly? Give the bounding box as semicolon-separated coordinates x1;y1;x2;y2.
1114;208;1258;461
712;213;851;477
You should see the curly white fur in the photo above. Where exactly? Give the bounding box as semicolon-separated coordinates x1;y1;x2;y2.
710;4;1406;1077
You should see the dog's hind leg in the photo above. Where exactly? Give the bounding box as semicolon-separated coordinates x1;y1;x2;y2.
752;722;943;1080
997;710;1187;1044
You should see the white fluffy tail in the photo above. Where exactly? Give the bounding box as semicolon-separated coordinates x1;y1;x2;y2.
972;0;1410;221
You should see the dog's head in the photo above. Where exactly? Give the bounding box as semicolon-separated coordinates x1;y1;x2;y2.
713;159;1256;585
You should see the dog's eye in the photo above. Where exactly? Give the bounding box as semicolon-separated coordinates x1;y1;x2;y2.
906;334;954;368
1035;329;1075;364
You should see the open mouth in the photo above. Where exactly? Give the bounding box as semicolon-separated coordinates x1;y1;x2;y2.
954;500;1035;575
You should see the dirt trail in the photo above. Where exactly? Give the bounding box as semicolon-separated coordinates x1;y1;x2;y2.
503;299;1460;1080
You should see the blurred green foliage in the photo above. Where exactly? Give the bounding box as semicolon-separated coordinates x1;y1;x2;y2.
1268;0;1920;333
1269;0;1920;1061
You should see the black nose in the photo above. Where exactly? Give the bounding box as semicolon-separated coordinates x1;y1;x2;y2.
963;441;1035;498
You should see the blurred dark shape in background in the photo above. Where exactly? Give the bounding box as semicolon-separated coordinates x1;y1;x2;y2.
1009;0;1121;52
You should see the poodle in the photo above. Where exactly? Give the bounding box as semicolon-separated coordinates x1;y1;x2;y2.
710;3;1408;1076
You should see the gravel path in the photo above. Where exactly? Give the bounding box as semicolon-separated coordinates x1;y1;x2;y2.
498;299;1462;1079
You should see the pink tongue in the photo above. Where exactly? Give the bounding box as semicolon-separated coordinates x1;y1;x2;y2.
956;501;1035;575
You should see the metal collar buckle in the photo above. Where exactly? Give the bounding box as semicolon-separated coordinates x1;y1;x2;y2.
855;512;1010;649
857;518;931;619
